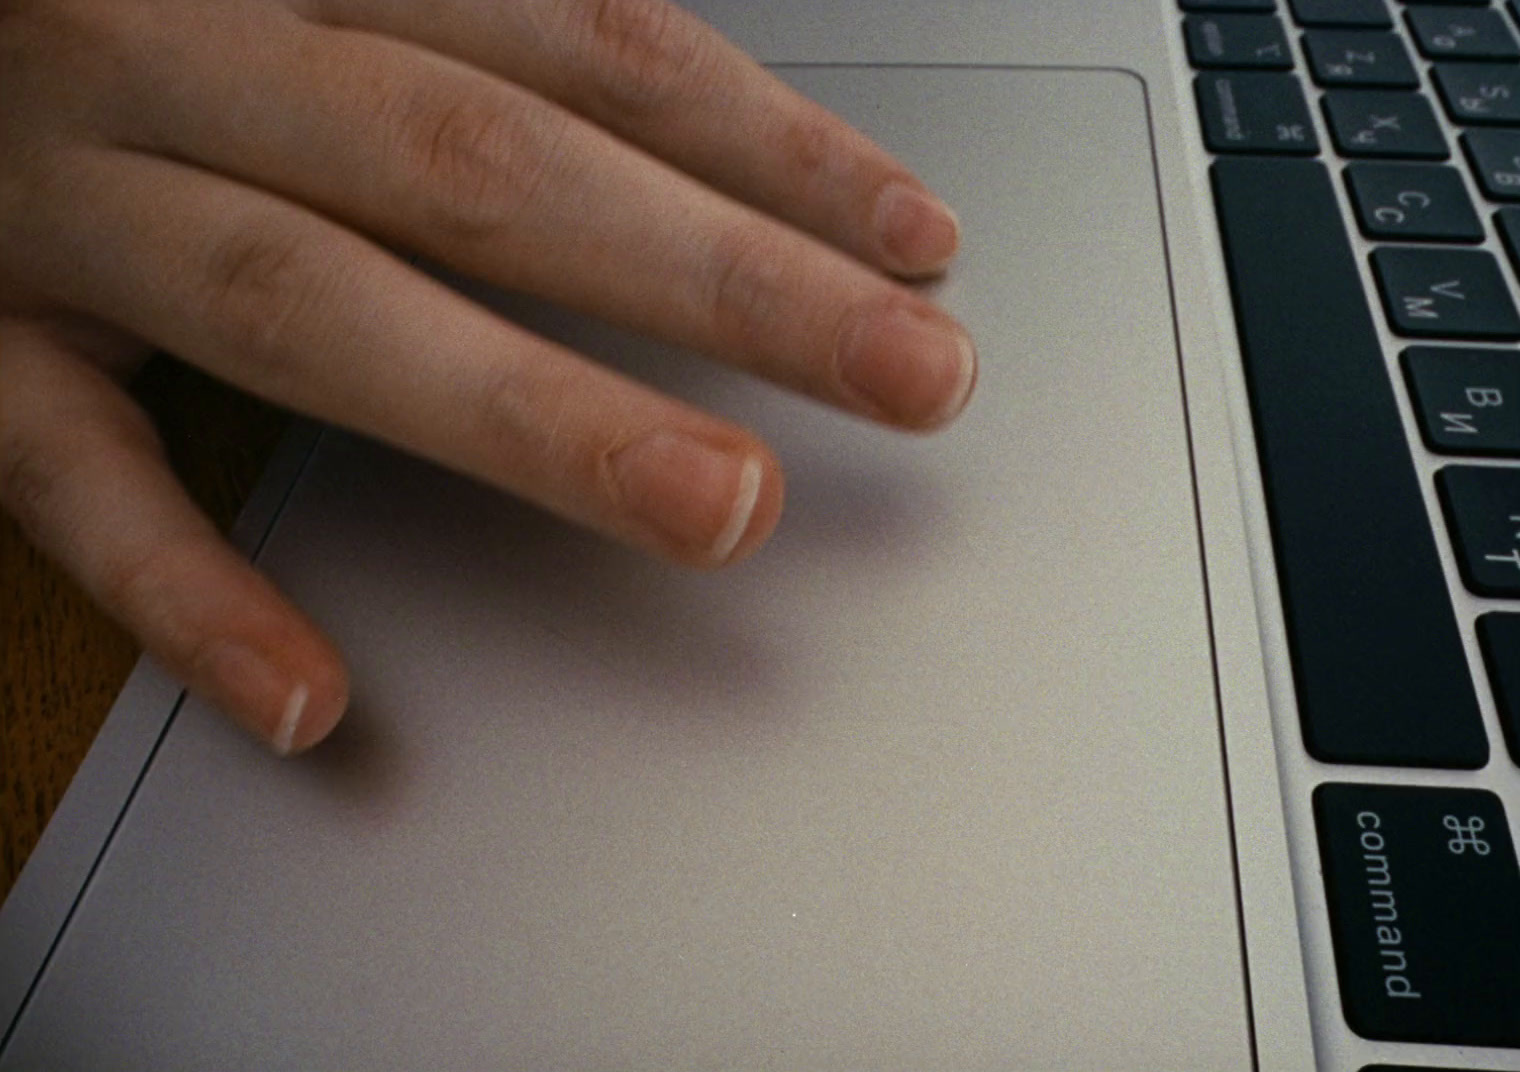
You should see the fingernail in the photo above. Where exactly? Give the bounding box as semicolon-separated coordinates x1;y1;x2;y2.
608;431;764;565
272;684;309;757
197;640;309;756
875;182;960;276
836;305;976;429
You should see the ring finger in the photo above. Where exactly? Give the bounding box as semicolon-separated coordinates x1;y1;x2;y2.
27;145;784;568
108;10;976;431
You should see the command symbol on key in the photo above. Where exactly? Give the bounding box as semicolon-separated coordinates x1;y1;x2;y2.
1314;783;1520;1047
1443;814;1491;855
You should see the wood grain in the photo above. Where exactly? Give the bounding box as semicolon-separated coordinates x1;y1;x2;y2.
1;358;286;902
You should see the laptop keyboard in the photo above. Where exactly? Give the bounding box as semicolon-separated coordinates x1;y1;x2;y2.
1180;0;1520;1061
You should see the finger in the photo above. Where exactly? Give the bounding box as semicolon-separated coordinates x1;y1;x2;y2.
110;16;975;431
23;146;784;568
11;313;153;381
0;318;348;755
302;0;960;278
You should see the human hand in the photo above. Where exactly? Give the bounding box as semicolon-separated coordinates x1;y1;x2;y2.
0;0;975;755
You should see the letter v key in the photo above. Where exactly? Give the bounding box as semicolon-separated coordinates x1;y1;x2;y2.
1372;248;1520;339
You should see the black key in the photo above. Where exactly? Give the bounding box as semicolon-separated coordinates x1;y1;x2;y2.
1314;784;1520;1047
1372;247;1520;338
1305;30;1420;86
1186;14;1294;67
1212;157;1486;767
1344;163;1483;240
1323;90;1449;157
1403;346;1520;453
1194;72;1319;152
1438;464;1520;594
1290;0;1393;27
1476;612;1520;763
1433;63;1520;124
1182;0;1275;9
1496;204;1520;267
1407;5;1520;60
1461;128;1520;199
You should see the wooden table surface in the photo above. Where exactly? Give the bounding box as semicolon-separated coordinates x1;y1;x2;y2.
1;358;287;904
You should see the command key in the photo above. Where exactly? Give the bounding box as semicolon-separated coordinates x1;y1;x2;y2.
1314;784;1520;1047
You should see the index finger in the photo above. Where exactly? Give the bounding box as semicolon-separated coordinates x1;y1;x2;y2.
300;0;961;278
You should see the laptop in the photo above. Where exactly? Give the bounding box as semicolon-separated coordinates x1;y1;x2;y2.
3;0;1519;1068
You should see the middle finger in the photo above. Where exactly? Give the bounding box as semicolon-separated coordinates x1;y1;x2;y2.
26;145;783;567
112;11;976;431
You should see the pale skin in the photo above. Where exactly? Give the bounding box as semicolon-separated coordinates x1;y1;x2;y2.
0;0;975;755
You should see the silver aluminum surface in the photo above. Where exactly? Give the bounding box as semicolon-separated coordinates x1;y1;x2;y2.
0;2;1358;1068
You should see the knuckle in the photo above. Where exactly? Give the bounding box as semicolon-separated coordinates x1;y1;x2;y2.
705;226;792;356
472;360;569;480
580;0;717;120
388;89;563;245
96;537;181;628
0;386;163;555
200;223;326;383
473;364;537;461
470;358;600;509
779;111;842;193
0;431;57;542
2;0;140;120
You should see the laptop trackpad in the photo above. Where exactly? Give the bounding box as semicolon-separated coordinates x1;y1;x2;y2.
13;69;1253;1068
